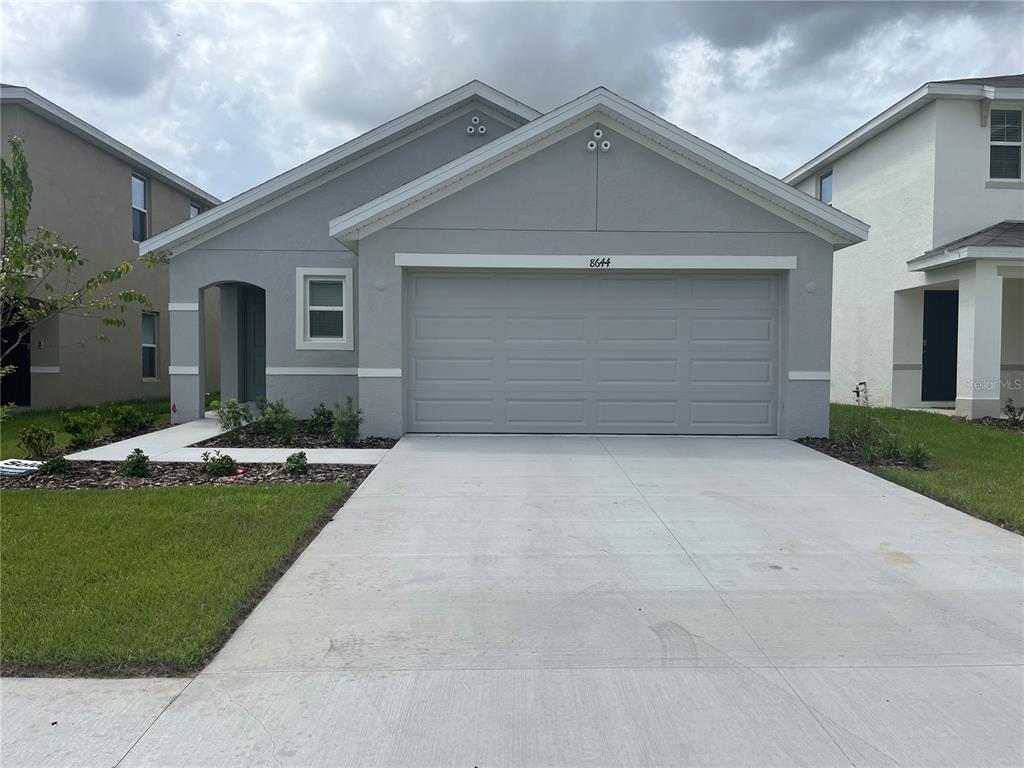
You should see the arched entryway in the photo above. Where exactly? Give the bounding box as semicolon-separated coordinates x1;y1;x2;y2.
217;282;266;404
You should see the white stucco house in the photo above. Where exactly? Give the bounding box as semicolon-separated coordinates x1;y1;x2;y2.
786;73;1024;418
143;81;868;438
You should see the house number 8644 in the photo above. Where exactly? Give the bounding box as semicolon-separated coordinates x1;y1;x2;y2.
589;258;612;268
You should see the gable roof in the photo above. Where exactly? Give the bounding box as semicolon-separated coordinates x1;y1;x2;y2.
785;73;1024;186
139;81;540;257
329;87;868;250
1;84;219;207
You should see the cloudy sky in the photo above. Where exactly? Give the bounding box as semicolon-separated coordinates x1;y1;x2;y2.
2;1;1021;201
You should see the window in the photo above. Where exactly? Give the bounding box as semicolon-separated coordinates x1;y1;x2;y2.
131;174;148;241
990;108;1022;179
189;202;202;219
295;267;353;350
141;312;158;379
818;170;833;205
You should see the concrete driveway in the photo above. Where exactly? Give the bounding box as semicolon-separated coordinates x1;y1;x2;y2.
14;436;1023;767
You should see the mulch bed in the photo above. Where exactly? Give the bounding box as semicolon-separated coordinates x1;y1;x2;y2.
1;462;374;490
797;437;936;471
194;423;398;450
958;416;1024;434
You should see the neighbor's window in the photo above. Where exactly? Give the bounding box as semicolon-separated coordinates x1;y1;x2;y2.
189;202;202;219
818;169;833;205
131;174;148;241
295;268;353;350
990;108;1022;179
142;312;158;379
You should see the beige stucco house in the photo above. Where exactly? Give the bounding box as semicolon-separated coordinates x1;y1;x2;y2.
1;85;221;409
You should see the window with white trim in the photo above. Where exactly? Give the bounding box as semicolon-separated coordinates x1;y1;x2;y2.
818;169;833;205
131;173;148;241
295;268;353;350
990;108;1022;179
189;201;202;219
142;312;158;379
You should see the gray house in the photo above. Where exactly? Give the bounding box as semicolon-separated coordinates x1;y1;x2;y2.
143;82;868;438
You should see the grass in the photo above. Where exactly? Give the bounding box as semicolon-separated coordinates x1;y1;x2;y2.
831;403;1024;532
1;392;220;459
1;482;348;676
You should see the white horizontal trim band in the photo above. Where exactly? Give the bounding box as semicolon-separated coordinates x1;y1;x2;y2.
168;302;200;311
358;368;402;378
788;370;831;381
29;366;60;374
169;366;200;375
267;367;356;376
395;253;799;270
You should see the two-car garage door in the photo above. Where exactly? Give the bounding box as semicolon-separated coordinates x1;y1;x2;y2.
405;270;780;434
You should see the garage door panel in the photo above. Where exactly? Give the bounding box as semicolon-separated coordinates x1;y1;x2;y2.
406;270;780;434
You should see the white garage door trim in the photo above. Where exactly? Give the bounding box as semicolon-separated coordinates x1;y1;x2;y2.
404;269;784;435
396;253;798;270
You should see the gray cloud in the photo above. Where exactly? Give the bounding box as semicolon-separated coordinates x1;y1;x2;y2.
2;1;1020;199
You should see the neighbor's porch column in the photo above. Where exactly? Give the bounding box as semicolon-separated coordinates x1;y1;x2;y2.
168;290;206;424
955;261;1003;418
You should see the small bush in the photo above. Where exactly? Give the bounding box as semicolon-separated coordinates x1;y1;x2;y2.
282;450;309;476
333;396;364;447
1003;398;1024;426
36;455;73;475
106;404;156;437
61;409;104;448
855;440;880;466
252;398;295;442
217;398;251;432
308;402;335;436
200;450;237;477
905;441;932;469
17;425;57;458
119;448;150;477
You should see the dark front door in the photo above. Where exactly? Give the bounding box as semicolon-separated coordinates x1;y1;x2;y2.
921;290;958;402
0;321;31;406
239;287;266;402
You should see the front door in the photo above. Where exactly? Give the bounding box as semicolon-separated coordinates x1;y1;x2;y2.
239;287;266;402
0;321;31;406
921;290;958;402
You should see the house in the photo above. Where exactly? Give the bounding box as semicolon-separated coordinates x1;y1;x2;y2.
786;74;1024;418
0;85;221;409
144;81;867;438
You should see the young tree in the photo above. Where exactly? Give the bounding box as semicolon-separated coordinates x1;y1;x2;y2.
1;135;154;373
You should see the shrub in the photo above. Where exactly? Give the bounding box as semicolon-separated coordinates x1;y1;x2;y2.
308;402;335;436
253;398;295;442
119;448;150;477
333;396;364;447
105;403;156;437
200;450;237;477
17;425;57;458
905;441;932;469
217;398;251;432
282;450;309;476
855;440;880;466
36;455;72;475
1003;398;1024;427
61;409;104;448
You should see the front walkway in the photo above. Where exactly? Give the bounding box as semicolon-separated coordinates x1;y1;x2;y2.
5;436;1022;766
66;415;388;465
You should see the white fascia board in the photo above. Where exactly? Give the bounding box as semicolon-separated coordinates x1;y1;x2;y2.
138;81;539;258
784;83;1024;185
331;88;868;248
908;245;1024;272
0;86;219;207
395;253;799;270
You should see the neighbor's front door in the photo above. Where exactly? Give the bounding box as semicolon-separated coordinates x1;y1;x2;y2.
921;290;958;402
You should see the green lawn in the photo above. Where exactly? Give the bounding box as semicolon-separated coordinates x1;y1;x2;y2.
831;404;1024;532
1;482;348;676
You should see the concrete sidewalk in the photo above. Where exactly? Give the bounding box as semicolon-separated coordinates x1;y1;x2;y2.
5;436;1022;766
66;415;387;465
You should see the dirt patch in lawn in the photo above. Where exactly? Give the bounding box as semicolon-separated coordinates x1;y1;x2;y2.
797;437;936;471
1;462;374;491
193;422;398;450
957;416;1024;434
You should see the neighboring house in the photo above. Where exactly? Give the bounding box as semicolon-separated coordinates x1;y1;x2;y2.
145;81;867;438
0;85;221;409
786;74;1024;419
